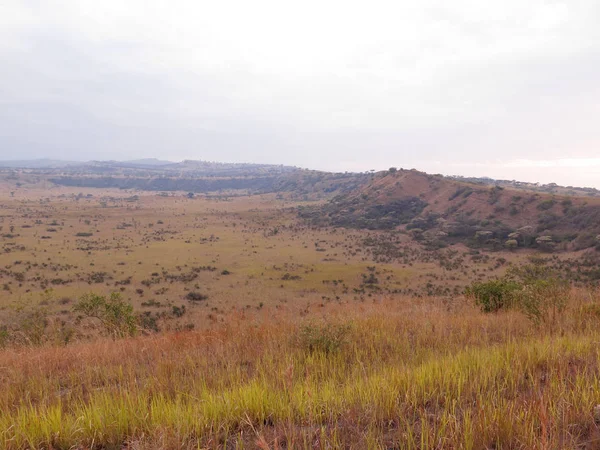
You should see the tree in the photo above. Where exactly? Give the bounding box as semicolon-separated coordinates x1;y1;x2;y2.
505;239;518;251
536;235;555;252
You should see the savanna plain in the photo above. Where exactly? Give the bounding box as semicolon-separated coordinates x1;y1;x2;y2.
2;173;600;449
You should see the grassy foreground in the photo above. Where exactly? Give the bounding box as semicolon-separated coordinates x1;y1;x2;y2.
2;294;600;449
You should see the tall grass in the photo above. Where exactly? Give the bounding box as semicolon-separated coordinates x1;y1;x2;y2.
2;292;600;449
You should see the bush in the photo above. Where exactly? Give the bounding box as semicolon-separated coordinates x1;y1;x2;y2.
17;309;49;346
297;323;351;354
537;199;556;211
185;291;208;302
507;264;568;325
74;292;137;338
469;263;569;325
172;305;186;317
515;279;568;325
466;279;520;313
138;312;160;333
0;329;8;348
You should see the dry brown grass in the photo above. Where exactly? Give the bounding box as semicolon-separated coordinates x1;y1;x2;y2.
2;292;600;449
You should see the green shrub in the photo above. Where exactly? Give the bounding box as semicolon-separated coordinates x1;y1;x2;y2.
297;323;351;354
469;263;569;325
0;329;8;348
139;312;160;333
537;199;556;211
507;264;568;325
514;279;568;325
74;292;137;338
466;279;520;313
172;305;186;317
18;309;49;345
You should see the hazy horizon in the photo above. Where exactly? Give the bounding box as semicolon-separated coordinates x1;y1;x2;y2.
2;1;599;187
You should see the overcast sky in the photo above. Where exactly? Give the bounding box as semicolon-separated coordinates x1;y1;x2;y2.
1;1;599;187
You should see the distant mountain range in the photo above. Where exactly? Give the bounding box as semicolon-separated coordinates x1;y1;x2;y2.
0;158;300;176
1;158;599;198
0;158;174;169
0;158;82;168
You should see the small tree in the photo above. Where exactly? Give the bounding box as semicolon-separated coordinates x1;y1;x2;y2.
74;292;137;338
536;235;555;252
505;239;518;251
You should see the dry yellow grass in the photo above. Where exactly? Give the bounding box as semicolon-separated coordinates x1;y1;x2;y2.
2;292;600;449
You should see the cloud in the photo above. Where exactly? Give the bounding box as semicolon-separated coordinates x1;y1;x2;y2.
505;158;600;169
415;157;600;189
0;0;599;187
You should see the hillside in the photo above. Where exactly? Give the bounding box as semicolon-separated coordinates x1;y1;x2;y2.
449;175;600;198
300;168;600;252
47;171;367;199
0;159;368;199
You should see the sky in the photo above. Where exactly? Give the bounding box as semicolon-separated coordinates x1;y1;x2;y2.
1;1;599;187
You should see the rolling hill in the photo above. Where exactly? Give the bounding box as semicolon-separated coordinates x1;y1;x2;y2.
300;168;600;252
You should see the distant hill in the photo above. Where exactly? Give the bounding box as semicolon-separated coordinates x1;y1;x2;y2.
300;168;600;253
4;159;600;252
0;158;301;176
0;159;80;169
111;158;175;167
449;175;600;198
48;170;367;199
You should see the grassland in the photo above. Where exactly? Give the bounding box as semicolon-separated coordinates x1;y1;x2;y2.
0;182;534;337
2;179;600;448
3;292;600;449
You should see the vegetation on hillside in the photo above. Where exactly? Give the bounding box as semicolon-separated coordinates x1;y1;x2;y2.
300;169;600;253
